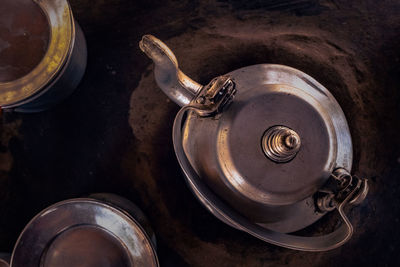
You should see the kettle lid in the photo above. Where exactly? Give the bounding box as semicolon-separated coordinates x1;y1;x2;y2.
182;64;352;206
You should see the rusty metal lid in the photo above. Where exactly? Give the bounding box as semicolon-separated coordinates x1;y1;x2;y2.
0;0;74;107
10;198;159;267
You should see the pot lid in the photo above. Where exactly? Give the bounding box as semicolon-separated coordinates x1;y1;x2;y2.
10;198;159;267
181;64;353;207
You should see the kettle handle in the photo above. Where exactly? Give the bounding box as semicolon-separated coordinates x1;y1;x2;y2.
139;35;203;107
173;106;361;252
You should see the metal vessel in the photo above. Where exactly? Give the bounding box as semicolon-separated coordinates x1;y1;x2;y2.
10;194;159;267
139;34;369;251
0;0;87;112
0;253;10;267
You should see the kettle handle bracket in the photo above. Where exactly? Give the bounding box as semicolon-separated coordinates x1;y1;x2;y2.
187;75;236;117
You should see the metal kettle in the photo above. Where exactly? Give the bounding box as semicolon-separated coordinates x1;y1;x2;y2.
139;34;368;251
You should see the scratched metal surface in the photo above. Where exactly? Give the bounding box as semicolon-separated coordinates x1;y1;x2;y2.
0;0;399;266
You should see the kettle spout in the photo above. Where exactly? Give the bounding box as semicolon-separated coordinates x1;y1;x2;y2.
139;35;202;106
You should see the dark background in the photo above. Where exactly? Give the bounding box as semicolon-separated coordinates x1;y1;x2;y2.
0;0;399;266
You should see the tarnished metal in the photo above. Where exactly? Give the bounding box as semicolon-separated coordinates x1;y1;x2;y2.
317;168;369;212
173;106;359;251
187;75;236;117
0;260;8;267
139;34;202;107
140;35;368;251
10;196;159;267
0;253;9;267
0;0;87;112
261;125;301;163
178;69;348;229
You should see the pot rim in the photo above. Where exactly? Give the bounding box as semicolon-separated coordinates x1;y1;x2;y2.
0;0;75;107
10;198;159;267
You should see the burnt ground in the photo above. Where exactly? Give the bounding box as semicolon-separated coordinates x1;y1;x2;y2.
0;0;399;266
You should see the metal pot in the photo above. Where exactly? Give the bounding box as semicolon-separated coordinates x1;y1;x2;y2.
0;0;87;113
10;194;159;267
139;34;369;251
0;254;10;267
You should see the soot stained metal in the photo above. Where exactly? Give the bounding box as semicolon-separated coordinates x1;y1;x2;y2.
140;34;368;251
